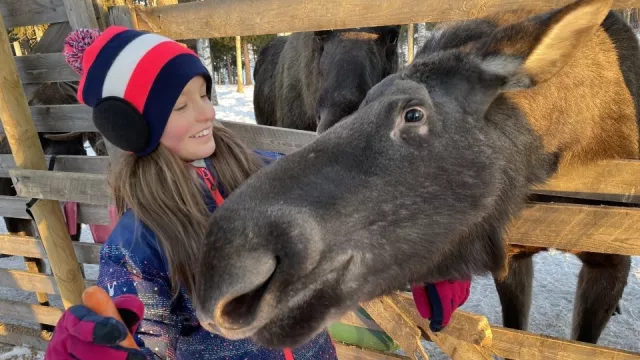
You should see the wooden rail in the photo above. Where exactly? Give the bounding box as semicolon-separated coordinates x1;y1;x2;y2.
0;300;63;327
508;203;640;255
131;0;640;39
14;53;79;84
0;234;100;264
0;0;68;28
0;195;109;224
488;326;640;360
0;155;108;177
0;269;96;295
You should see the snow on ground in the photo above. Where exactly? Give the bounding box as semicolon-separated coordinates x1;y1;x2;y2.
215;86;257;124
0;85;638;358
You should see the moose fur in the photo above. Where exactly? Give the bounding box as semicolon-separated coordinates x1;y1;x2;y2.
193;0;639;348
253;26;400;132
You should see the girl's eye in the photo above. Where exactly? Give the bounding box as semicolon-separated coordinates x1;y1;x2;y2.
173;104;187;111
403;107;425;123
201;94;209;99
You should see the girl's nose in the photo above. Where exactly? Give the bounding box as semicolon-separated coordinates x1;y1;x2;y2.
195;100;215;123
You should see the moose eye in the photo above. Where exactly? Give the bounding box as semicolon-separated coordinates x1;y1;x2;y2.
403;107;425;123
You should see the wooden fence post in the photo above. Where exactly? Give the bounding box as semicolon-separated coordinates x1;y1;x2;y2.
0;13;85;309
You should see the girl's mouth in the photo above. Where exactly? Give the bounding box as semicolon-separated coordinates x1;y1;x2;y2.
190;128;211;138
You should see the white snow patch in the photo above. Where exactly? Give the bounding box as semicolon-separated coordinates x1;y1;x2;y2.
0;346;42;360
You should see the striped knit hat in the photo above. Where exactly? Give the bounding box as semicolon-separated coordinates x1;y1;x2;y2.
63;26;212;156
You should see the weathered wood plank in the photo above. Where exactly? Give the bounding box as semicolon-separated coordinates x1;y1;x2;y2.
27;105;94;132
0;269;95;295
507;203;640;256
221;120;317;154
132;0;640;40
0;299;62;326
15;54;79;84
0;155;108;177
0;322;51;352
63;0;99;30
31;22;73;55
0;234;101;264
392;293;492;349
361;296;429;359
0;0;68;28
11;169;110;206
339;310;384;332
389;292;494;360
334;342;408;359
488;325;640;359
533;160;640;203
0;195;110;225
71;242;101;264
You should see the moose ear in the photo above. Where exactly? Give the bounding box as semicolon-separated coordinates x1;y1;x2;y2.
475;0;612;86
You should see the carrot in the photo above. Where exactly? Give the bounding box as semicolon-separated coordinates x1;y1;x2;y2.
82;286;140;349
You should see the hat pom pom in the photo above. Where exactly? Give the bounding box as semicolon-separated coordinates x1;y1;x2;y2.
63;28;101;75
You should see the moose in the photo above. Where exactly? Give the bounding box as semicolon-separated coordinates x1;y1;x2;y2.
192;0;639;349
253;26;400;132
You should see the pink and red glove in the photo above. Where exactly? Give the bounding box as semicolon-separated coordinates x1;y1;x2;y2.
45;294;147;360
411;279;471;332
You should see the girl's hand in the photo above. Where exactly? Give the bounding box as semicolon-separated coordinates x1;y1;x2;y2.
45;293;147;360
411;279;472;332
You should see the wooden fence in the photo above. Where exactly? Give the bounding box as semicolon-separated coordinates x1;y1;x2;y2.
1;0;640;359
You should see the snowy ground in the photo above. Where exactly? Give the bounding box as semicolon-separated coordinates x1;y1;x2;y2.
0;85;638;359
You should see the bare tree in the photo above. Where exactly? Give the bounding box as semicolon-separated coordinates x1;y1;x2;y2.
243;40;252;86
416;23;428;50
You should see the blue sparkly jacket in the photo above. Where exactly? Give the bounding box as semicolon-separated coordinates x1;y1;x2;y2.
96;150;338;360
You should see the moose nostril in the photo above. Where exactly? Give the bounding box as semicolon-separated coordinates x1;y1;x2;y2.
213;256;279;330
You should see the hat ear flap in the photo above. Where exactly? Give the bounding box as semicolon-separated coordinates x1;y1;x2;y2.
93;97;150;154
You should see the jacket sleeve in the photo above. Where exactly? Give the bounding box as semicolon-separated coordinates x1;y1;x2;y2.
96;212;183;360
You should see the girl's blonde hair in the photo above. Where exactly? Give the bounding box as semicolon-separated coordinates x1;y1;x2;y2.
108;123;264;296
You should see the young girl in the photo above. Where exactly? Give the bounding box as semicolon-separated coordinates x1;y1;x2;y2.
45;26;470;360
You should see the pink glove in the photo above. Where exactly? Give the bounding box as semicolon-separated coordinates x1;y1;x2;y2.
411;279;471;332
45;294;147;360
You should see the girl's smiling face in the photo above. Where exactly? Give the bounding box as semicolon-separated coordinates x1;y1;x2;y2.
161;75;216;161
